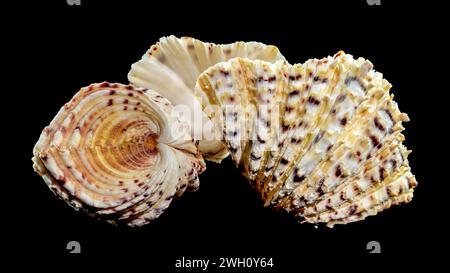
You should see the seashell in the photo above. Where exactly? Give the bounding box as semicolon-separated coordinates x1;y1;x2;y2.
194;52;417;226
128;36;285;162
32;82;205;227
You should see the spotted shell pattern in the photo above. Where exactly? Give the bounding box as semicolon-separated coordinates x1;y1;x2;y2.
128;36;286;162
32;82;205;227
195;52;417;227
32;35;418;228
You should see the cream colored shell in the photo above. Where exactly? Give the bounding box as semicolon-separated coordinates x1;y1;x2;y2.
195;52;417;227
33;82;205;227
128;36;285;162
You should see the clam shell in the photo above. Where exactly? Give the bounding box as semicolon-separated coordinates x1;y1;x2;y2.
194;52;417;226
128;36;285;162
32;82;205;226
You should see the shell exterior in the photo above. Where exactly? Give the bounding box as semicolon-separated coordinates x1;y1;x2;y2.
32;82;205;227
128;36;285;162
194;52;417;227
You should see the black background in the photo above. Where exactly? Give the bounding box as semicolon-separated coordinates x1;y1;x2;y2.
7;0;447;269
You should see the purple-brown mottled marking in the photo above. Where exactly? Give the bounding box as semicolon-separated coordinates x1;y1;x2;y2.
289;90;300;97
220;70;230;77
307;96;320;106
374;117;385;131
336;94;346;102
340;191;346;201
257;135;266;144
228;146;237;153
334;52;343;59
250;153;261;161
56;178;66;185
326;144;333;152
293;174;306;183
386;187;393;197
348;204;358;215
383;108;394;123
313;132;324;144
335;165;343;177
390;159;397;170
316;177;326;195
285;106;294;113
369;135;380;148
379;166;386;181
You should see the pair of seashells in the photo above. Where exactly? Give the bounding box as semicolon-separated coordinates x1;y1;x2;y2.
32;36;417;227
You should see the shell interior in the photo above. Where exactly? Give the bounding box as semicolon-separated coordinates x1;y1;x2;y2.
128;36;286;162
32;82;205;227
